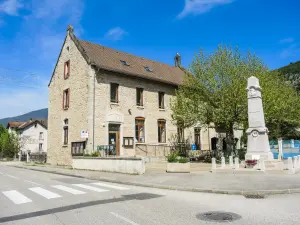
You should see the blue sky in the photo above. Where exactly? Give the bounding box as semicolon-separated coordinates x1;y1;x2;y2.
0;0;299;118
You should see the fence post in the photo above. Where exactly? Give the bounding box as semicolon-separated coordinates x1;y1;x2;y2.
234;157;239;169
221;157;225;168
288;157;295;174
211;158;216;170
278;138;283;161
229;156;233;168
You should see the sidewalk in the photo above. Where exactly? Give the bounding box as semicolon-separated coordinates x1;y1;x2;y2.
6;162;300;196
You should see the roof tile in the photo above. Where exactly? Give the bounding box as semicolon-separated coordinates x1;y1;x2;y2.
78;39;185;85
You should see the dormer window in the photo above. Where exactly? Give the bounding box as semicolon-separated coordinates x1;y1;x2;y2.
145;66;152;72
121;60;129;66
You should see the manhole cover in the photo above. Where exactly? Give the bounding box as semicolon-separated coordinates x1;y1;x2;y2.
196;211;241;223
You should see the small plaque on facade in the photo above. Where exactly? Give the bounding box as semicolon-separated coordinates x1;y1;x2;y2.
123;137;134;148
81;130;88;138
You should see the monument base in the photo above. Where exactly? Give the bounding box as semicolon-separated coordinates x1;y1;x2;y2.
245;151;274;161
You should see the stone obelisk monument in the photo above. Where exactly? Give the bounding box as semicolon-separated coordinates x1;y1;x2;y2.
245;76;274;160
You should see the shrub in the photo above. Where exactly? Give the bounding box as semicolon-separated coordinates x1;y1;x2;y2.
91;151;100;157
167;152;179;163
178;157;189;163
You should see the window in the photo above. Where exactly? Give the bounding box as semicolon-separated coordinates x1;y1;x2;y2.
39;132;44;140
158;92;165;109
121;60;129;66
158;119;166;143
64;60;70;79
135;117;145;143
145;66;152;72
39;143;43;151
63;119;69;145
157;119;166;143
63;88;70;110
71;142;85;156
136;88;143;106
110;83;119;103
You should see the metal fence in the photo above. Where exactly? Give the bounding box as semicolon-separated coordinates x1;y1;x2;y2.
270;140;300;159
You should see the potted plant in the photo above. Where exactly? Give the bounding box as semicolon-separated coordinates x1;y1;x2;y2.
166;152;190;173
245;159;257;168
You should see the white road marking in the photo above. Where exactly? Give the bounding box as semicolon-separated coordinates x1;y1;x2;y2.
5;174;18;179
0;172;3;175
52;185;86;195
72;184;109;193
110;212;139;225
92;182;129;190
3;190;32;205
29;187;61;199
24;180;43;186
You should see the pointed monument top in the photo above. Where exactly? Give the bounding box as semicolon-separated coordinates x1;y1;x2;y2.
247;76;261;89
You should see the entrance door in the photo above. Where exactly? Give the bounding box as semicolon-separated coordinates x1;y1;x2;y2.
194;128;201;150
108;124;120;156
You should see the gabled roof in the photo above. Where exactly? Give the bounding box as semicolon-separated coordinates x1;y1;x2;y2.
48;25;186;87
7;122;25;129
7;120;47;130
18;120;47;130
78;40;185;86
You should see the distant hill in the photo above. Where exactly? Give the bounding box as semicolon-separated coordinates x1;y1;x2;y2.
0;108;48;127
277;60;300;74
276;60;300;92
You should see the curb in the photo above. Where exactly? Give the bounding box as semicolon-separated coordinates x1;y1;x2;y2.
9;165;300;196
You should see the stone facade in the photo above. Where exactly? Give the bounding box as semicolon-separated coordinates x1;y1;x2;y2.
88;70;178;156
47;29;243;166
47;32;90;165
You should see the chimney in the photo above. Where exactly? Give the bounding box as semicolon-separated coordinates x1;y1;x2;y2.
174;53;181;67
67;24;74;34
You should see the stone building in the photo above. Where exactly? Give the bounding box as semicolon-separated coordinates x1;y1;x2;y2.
47;25;242;165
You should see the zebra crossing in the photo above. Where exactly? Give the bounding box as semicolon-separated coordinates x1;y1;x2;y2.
1;182;130;205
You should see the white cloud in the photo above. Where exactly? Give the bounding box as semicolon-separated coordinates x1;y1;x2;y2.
279;37;294;44
0;0;23;16
0;0;85;118
280;43;300;59
105;27;127;41
177;0;234;19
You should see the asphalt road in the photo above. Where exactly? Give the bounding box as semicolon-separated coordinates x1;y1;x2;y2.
1;164;300;225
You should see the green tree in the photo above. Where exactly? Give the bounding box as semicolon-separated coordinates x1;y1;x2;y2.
0;124;23;159
172;45;300;156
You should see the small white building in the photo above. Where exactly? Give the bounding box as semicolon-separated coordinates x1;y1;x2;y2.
7;120;48;154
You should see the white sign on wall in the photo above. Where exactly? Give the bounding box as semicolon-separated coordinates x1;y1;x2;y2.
81;130;88;138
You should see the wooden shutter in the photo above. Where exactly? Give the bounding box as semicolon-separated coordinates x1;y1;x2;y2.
67;88;70;108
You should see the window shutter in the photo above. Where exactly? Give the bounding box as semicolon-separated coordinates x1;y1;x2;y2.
62;90;65;109
68;88;70;108
68;60;70;77
64;62;66;79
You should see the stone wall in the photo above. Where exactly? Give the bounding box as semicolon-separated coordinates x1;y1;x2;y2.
47;32;90;165
72;157;145;175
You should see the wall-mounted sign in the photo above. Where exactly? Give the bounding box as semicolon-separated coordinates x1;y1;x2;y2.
123;137;134;148
81;130;88;138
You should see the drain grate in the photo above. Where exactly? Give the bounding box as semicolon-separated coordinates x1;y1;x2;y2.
196;211;241;223
244;194;266;199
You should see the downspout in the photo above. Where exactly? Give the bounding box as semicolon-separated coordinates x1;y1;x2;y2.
93;70;95;152
92;66;100;153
